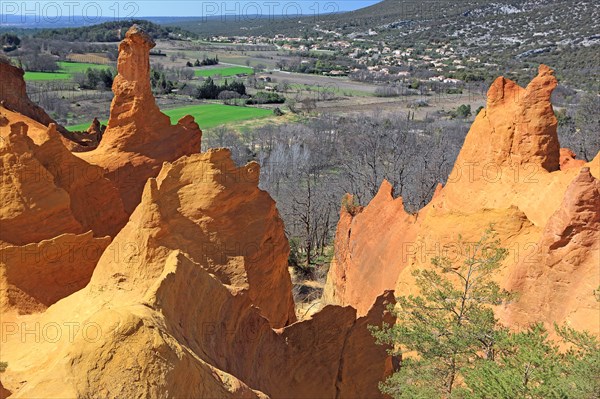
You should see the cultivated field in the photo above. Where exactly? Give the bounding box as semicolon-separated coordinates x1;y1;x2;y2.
67;103;274;131
193;65;254;77
66;53;113;64
24;61;113;81
269;71;377;95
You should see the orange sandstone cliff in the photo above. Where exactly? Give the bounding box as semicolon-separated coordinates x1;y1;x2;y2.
0;85;128;317
0;26;393;397
325;65;600;337
502;166;600;330
0;59;66;134
0;149;393;398
0;115;128;243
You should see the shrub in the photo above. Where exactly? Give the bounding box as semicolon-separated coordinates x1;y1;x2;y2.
246;91;286;105
451;104;472;118
195;77;246;100
341;194;361;216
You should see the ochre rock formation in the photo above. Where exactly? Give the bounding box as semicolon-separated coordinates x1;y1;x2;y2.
560;147;586;170
5;24;595;397
0;108;127;243
0;149;392;398
0;232;110;315
501;167;600;330
326;182;418;311
0;381;10;399
325;65;600;337
0;41;393;394
0;120;82;244
0;59;66;134
89;149;297;328
0;91;127;323
86;116;105;138
460;64;560;172
76;25;202;213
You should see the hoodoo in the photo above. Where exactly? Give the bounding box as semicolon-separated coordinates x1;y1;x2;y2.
325;65;600;336
76;25;203;214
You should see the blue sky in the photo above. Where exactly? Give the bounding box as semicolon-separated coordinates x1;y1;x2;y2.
2;1;381;19
139;1;380;16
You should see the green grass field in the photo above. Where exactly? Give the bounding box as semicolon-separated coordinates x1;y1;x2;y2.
194;66;254;78
67;103;272;131
24;61;113;81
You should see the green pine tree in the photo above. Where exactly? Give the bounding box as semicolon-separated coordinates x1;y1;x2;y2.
461;323;599;399
370;228;511;398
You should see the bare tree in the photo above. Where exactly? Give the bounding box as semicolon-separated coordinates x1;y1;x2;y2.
249;113;468;277
557;92;600;161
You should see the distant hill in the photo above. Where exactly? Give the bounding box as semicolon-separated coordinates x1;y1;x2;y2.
323;0;599;46
0;14;114;29
33;19;197;42
324;0;600;76
167;0;599;88
165;0;491;36
169;0;598;46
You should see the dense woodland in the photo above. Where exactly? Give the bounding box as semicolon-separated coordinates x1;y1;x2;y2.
33;19;196;42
